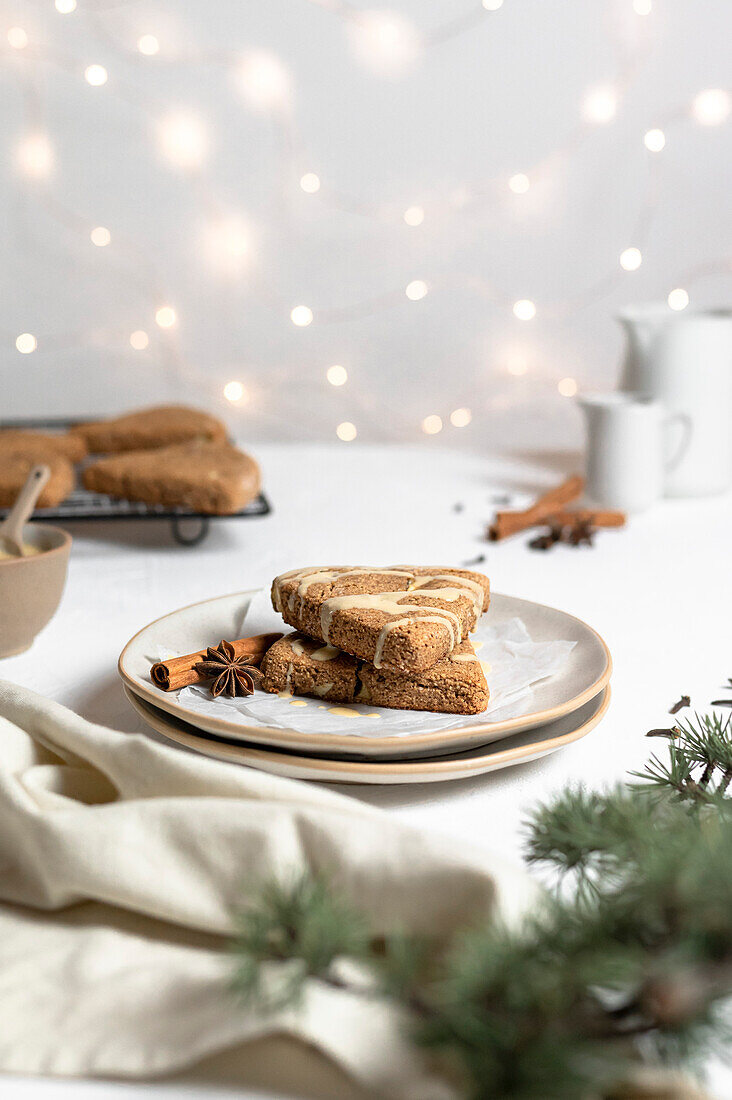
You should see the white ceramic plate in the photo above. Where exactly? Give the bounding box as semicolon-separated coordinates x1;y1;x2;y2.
124;684;611;785
118;590;612;759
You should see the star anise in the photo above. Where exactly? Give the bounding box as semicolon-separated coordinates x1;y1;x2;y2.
528;522;565;551
566;518;595;547
194;639;261;698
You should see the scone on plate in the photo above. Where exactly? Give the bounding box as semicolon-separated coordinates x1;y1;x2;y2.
82;440;261;515
0;451;75;509
271;567;490;673
261;631;489;715
71;405;227;454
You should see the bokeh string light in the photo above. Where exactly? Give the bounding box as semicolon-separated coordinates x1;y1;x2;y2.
290;305;314;327
299;172;321;194
513;300;536;321
644;127;666;152
84;64;108;86
619;247;643;272
15;333;38;354
421;414;443;436
129;330;149;350
223;380;246;404
450;407;472;428
3;2;731;441
7;26;29;50
90;226;111;247
157;112;208;170
667;288;690;311
326;365;348;386
405;280;428;302
137;34;160;57
155;306;177;329
336;420;357;442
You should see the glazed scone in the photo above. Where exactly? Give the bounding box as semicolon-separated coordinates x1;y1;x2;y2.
271;567;490;674
71;405;227;453
0;430;87;463
261;632;489;715
82;441;260;515
0;451;75;509
261;633;358;703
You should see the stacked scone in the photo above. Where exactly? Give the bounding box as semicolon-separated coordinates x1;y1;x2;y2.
261;566;491;715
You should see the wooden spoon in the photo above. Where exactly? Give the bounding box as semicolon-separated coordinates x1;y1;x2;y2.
0;465;51;557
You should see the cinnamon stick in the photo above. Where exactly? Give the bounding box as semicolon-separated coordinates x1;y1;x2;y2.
150;632;283;691
548;509;626;529
488;475;585;541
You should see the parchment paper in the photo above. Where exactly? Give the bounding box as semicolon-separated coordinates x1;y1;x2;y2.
160;617;575;739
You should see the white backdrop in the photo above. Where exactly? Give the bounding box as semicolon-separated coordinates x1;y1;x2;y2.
1;0;730;449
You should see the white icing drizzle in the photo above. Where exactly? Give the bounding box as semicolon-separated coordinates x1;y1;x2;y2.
290;635;338;662
273;567;339;612
311;645;339;662
273;566;414;617
372;614;460;668
313;682;334;697
417;574;485;618
291;570;337;613
450;655;492;678
319;588;467;668
272;567;486;670
272;567;315;613
372;617;412;668
293;568;416;616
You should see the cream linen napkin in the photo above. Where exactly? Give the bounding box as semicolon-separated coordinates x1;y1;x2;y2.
0;680;538;1099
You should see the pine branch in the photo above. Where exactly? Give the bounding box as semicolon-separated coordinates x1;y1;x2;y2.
229;709;732;1099
524;787;651;885
632;712;732;802
231;874;369;1010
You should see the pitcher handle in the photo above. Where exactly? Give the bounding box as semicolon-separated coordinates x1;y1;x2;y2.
663;413;692;473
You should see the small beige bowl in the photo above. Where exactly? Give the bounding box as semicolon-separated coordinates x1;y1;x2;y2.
0;523;71;658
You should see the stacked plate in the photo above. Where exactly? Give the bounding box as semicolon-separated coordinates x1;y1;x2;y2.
118;592;612;785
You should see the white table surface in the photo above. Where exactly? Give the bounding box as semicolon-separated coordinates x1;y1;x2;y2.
3;442;731;1100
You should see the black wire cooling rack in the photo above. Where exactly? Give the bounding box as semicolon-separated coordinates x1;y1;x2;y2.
0;416;271;546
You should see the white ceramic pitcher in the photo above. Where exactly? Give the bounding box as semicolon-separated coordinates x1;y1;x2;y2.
578;393;686;513
617;305;732;497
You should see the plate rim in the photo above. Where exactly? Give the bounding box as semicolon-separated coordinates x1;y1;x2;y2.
124;683;611;783
118;589;612;755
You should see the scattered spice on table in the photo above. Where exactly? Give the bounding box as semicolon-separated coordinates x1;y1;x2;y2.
566;518;595;547
527;517;598;552
527;524;564;551
669;694;691;715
